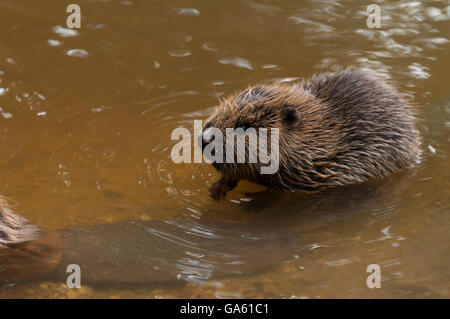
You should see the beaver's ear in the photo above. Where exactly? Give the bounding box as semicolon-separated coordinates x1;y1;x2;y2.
281;106;301;127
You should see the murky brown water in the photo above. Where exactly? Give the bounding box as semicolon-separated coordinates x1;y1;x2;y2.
1;0;449;298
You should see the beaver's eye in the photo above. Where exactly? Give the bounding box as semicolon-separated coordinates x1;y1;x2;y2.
281;106;301;127
236;123;251;131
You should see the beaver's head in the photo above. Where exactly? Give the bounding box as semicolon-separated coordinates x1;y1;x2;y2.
201;83;327;187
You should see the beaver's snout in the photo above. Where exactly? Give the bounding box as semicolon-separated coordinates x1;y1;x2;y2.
199;127;218;157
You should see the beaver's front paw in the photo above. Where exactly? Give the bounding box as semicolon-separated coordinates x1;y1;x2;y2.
209;182;227;201
209;177;239;201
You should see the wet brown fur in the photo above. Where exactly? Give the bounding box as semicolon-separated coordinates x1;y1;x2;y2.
0;196;62;281
203;69;421;199
0;195;40;249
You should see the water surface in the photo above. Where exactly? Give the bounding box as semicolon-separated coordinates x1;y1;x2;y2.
0;0;449;298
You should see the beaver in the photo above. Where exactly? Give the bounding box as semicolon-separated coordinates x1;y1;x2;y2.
202;69;421;200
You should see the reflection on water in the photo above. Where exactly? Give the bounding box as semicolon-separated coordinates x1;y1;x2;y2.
42;214;297;286
0;0;449;298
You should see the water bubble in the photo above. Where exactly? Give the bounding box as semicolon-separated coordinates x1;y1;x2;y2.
175;8;200;16
52;25;78;38
91;105;112;113
278;77;300;83
47;39;62;47
0;107;13;119
425;37;449;45
202;42;218;52
425;7;446;21
34;91;46;100
408;62;430;79
219;57;253;70
168;50;191;57
66;49;89;58
262;64;278;69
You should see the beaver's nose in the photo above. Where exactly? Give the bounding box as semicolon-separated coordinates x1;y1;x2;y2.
200;128;214;150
